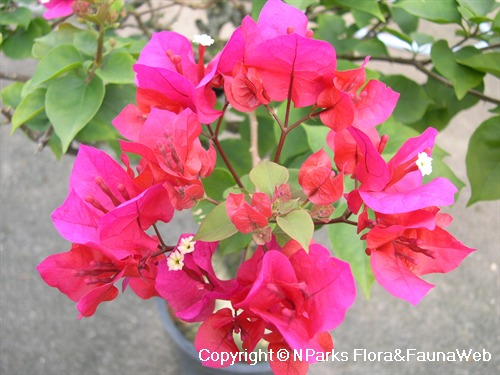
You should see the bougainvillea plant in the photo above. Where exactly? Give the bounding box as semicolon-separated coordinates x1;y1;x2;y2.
35;0;476;374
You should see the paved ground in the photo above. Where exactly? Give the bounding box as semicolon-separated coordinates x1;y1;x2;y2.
1;23;499;375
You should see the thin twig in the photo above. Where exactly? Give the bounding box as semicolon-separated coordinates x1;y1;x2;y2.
36;127;54;153
0;71;30;82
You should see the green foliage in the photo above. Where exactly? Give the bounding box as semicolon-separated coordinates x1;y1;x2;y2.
381;75;433;124
11;88;46;133
328;207;374;298
2;18;50;59
195;202;238;242
431;41;484;100
1;82;24;109
202;168;236;201
393;0;461;24
95;51;135;84
466;117;500;205
456;52;500;78
249;161;289;197
3;3;143;154
46;74;105;153
219;232;252;256
29;44;83;88
276;209;314;250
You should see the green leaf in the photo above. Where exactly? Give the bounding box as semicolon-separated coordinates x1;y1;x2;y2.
46;74;105;153
215;138;252;177
381;75;433;124
352;9;376;28
0;81;24;108
391;6;419;34
73;30;98;57
456;52;500;78
96;51;135;84
493;10;500;32
11;88;46;133
79;83;134;146
355;38;389;57
2;18;49;59
409;72;481;132
249;161;289;197
466;116;500;205
328;214;374;298
276;209;314;251
424;145;465;197
393;0;461;24
316;14;359;55
30;44;83;88
0;7;32;29
203;168;236;201
431;40;484;100
334;0;386;22
303;123;331;156
219;232;252;256
490;105;500;114
86;83;136;127
194;202;238;242
287;0;319;9
75;119;119;144
32;23;94;59
456;0;497;22
251;1;266;20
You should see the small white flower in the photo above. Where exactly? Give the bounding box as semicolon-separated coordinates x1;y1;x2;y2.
177;236;196;254
40;0;50;3
167;251;185;271
416;152;433;176
192;34;215;47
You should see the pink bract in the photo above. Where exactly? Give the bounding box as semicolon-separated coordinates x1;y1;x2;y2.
52;145;174;258
36;242;163;318
365;209;475;305
155;234;236;322
40;0;75;20
347;127;458;214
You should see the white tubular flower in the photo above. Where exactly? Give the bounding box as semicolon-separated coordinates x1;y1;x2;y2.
167;251;185;271
416;152;433;176
192;34;215;46
177;236;196;254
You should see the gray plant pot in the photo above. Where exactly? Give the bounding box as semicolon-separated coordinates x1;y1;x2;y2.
156;298;273;375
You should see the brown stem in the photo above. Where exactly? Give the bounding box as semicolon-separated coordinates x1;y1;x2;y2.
273;130;288;163
207;103;245;190
151;244;176;259
36;127;54;153
314;218;358;226
479;42;500;52
153;224;167;248
0;71;30;82
264;104;285;130
204;196;220;205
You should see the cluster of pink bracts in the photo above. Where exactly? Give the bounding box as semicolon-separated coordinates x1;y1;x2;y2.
37;1;474;374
